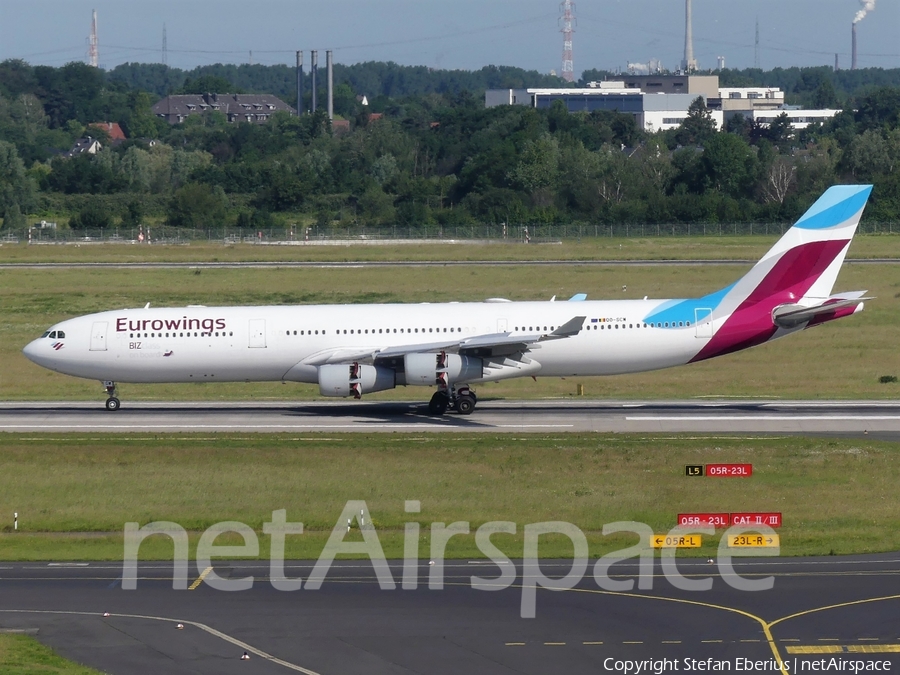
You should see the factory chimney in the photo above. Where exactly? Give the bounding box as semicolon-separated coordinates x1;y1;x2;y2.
310;50;318;111
326;50;334;121
296;51;304;114
834;53;840;72
681;0;697;72
851;23;858;70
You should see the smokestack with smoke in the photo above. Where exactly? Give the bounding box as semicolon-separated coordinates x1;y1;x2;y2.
854;0;876;24
852;0;874;70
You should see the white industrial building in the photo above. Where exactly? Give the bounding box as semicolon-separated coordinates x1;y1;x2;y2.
484;85;723;132
485;75;841;133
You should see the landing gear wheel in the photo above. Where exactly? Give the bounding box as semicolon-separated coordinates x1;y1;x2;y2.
428;391;450;416
455;394;476;415
102;381;119;411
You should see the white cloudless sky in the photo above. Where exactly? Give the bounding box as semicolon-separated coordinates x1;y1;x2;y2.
1;0;897;74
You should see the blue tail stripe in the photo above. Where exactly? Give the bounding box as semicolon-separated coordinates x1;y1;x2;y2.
794;185;873;230
642;283;736;326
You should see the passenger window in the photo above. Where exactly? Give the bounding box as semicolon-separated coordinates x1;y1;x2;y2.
686;322;691;327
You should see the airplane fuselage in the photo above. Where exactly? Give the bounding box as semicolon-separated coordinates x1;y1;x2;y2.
26;299;736;385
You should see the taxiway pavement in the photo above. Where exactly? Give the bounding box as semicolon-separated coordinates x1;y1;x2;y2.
1;556;899;674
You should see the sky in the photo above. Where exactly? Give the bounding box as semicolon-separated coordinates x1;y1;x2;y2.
1;0;898;74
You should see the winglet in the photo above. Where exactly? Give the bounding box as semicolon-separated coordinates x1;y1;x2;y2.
542;316;586;341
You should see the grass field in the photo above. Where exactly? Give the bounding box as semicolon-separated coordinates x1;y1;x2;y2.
0;433;897;560
3;259;898;401
2;233;900;264
0;635;100;675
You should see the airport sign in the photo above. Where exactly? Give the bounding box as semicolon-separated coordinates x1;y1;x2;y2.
726;534;780;547
706;463;752;477
730;512;782;527
652;534;702;548
677;513;729;528
685;465;704;476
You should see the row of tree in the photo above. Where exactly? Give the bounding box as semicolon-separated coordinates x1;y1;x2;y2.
1;59;900;232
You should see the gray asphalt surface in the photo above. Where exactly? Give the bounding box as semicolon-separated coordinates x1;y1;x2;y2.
1;556;899;674
2;399;900;437
0;258;897;270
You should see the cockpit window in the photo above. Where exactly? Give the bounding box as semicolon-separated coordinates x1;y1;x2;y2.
41;331;50;338
48;331;57;339
57;331;65;339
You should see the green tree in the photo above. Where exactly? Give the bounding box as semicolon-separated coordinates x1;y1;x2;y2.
2;202;25;230
167;182;228;228
699;133;759;199
69;201;112;230
674;97;718;147
0;140;35;212
177;75;241;95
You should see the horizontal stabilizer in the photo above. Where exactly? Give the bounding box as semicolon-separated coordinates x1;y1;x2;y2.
772;292;870;329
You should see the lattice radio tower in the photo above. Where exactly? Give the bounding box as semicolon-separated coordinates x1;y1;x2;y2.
88;9;99;67
559;0;576;82
754;18;760;69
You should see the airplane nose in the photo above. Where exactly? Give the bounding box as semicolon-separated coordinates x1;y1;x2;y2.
22;339;45;366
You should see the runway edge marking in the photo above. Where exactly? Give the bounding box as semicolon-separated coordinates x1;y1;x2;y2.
0;609;320;674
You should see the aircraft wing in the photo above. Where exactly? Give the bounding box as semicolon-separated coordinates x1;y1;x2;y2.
301;316;586;365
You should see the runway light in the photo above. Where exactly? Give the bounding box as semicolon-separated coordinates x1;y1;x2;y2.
176;623;184;630
429;560;435;566
241;651;250;660
102;612;110;617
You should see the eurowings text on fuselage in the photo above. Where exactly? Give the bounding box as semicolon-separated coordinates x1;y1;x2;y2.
22;185;874;414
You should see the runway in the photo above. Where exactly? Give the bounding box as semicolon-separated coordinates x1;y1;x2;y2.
1;555;899;674
2;399;900;437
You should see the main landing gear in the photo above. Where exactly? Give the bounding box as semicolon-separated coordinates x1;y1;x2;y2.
428;386;477;416
103;381;120;411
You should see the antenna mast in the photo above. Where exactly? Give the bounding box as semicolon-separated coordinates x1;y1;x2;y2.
88;9;99;67
754;18;760;69
559;1;576;83
162;23;168;65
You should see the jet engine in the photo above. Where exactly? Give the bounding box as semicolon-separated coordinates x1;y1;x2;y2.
318;363;395;398
404;352;483;387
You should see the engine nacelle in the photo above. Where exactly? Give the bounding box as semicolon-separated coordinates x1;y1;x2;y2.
318;364;395;398
404;353;483;387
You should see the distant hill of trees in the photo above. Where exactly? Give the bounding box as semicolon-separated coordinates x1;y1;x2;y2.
2;57;900;234
107;61;570;103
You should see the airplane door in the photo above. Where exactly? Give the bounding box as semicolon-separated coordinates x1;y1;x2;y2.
497;319;508;333
248;319;267;348
89;321;108;351
694;308;713;339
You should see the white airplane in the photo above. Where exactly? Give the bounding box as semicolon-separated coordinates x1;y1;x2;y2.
24;185;873;415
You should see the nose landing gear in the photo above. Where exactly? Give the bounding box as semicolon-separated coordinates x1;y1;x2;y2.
103;381;120;411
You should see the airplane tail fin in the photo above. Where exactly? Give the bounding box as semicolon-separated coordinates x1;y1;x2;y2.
737;184;873;305
666;184;874;362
